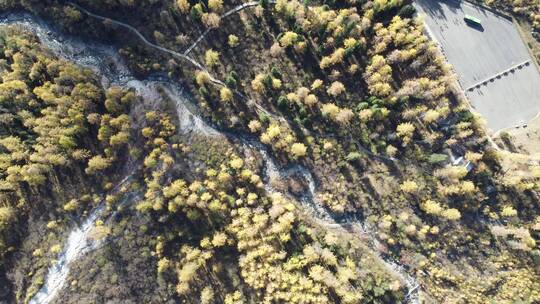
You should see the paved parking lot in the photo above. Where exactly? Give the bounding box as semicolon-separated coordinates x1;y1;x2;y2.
414;0;540;131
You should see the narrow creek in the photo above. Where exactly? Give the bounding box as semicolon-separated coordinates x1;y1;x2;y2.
28;177;135;304
0;11;420;304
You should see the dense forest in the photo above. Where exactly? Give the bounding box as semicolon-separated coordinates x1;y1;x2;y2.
483;0;540;32
0;0;539;303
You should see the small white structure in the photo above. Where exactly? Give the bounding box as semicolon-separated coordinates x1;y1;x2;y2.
452;156;474;172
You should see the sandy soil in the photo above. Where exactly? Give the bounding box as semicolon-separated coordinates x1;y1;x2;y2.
500;114;540;156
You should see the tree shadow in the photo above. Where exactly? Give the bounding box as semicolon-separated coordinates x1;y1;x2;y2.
415;0;463;21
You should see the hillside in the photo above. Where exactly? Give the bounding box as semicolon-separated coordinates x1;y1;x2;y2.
0;0;539;303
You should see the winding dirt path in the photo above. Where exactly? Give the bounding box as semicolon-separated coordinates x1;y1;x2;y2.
23;4;420;301
65;2;204;71
66;1;284;121
183;1;276;55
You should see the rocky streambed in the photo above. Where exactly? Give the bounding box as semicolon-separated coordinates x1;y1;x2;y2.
0;11;420;304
